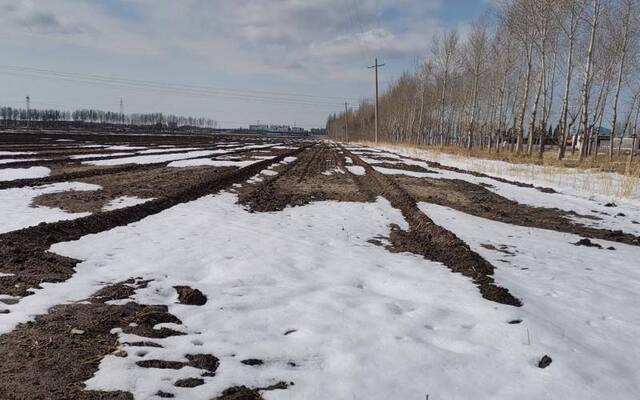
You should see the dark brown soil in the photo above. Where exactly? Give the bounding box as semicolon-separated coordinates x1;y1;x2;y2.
0;282;180;400
32;166;236;213
239;144;375;212
0;146;307;298
393;175;640;246
174;378;205;388
361;147;558;194
342;146;522;306
174;286;208;306
0;141;293;191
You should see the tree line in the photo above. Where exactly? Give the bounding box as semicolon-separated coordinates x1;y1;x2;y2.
0;106;218;129
327;0;640;161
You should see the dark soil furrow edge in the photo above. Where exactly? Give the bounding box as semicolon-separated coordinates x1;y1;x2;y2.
355;145;558;193
0;143;267;169
0;144;286;190
0;145;310;297
342;145;522;307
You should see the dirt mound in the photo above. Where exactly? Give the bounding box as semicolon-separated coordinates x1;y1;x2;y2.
174;286;208;306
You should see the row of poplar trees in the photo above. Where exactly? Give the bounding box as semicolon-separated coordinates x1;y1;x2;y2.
327;0;640;161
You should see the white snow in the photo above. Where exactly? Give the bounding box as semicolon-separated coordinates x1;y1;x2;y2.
378;144;640;204
0;188;637;398
282;157;298;164
138;147;198;154
418;202;640;399
345;165;365;176
372;166;432;178
0;182;101;234
0;151;35;155
70;152;132;160
321;167;346;176
168;158;264;168
0;158;40;164
85;150;221;166
0;166;51;181
352;145;640;236
102;196;153;211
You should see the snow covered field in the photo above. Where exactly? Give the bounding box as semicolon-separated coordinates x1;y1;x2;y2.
378;144;640;205
1;137;639;400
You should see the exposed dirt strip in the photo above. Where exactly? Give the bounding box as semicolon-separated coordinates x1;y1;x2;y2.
0;144;289;190
0;278;281;400
239;143;519;306
342;146;522;306
0;143;253;169
239;144;373;211
355;147;559;193
393;175;640;246
0;145;310;298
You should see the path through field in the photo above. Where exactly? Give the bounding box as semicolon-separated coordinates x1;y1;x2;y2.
1;132;639;399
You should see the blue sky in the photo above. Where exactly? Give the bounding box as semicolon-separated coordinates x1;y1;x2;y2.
0;0;492;128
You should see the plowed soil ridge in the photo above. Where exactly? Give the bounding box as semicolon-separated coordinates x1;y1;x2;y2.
343;146;523;306
0;144;282;190
0;146;308;298
239;144;373;212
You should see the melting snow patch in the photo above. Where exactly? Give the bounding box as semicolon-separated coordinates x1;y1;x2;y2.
168;159;260;168
0;166;51;181
0;182;101;234
0;151;35;156
85;150;220;166
102;196;153;211
321;167;346;176
345;165;365;176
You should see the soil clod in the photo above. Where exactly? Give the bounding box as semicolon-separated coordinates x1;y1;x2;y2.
538;355;553;369
174;286;208;306
574;238;603;249
174;378;205;388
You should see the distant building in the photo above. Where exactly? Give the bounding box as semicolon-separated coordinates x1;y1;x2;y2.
249;124;269;132
269;124;291;132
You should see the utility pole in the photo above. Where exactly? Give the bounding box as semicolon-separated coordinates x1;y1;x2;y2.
344;101;349;143
119;97;124;124
368;58;385;144
26;95;30;127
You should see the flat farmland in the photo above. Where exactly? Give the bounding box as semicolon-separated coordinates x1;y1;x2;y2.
1;131;639;400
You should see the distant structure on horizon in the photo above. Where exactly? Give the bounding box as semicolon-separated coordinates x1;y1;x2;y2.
248;124;323;136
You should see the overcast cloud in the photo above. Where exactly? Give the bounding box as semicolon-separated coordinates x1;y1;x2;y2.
0;0;488;127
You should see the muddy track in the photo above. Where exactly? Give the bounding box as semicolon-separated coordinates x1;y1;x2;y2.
342;146;523;306
239;144;374;212
0;145;285;190
0;145;310;298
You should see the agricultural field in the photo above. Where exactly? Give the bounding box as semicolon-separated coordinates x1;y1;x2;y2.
1;131;639;400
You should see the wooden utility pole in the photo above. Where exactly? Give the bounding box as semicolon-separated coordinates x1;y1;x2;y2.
26;95;30;127
368;58;385;144
344;101;349;143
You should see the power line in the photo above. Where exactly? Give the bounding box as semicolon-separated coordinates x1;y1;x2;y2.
0;65;361;106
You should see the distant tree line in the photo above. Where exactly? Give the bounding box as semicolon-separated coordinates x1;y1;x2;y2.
328;0;640;161
0;106;218;129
